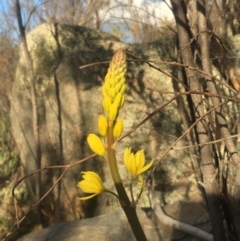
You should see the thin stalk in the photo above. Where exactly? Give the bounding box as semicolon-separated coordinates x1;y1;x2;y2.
107;123;147;241
129;180;135;204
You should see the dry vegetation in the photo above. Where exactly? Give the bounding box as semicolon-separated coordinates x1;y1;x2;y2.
0;0;240;240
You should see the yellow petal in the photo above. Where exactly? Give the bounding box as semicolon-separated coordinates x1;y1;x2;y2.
77;171;105;199
124;148;154;177
136;158;154;176
98;115;108;136
87;134;105;156
127;153;136;176
77;180;102;193
124;147;132;167
81;171;103;184
135;150;145;171
79;193;98;200
113;118;123;138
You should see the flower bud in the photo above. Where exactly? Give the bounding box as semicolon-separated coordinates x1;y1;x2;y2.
87;134;105;156
103;96;111;112
113;118;123;138
98;115;108;136
109;102;118;121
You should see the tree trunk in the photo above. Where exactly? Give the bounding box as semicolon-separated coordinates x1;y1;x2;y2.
197;0;240;238
170;0;226;240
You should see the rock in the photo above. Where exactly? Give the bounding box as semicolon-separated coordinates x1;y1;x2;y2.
17;209;156;241
10;23;198;222
17;194;211;241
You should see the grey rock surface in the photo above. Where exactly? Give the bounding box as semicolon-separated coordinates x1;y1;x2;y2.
17;209;155;241
17;194;211;241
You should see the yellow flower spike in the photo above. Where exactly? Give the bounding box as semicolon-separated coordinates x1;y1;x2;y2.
98;115;108;136
124;148;154;177
109;102;118;121
87;134;105;156
112;49;126;68
113;118;124;138
102;49;126;104
77;171;105;200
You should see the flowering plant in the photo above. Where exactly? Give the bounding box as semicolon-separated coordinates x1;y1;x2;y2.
77;49;153;241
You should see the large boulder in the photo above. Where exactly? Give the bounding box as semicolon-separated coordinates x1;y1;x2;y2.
10;23;198;223
17;194;211;241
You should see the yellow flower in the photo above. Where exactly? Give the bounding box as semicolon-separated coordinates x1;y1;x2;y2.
87;134;105;156
113;118;123;138
77;171;105;200
124;148;154;177
98;115;108;136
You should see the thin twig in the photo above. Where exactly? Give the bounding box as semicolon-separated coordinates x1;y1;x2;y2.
3;154;95;241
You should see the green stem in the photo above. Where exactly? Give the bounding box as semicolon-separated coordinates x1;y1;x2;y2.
105;190;120;200
129;179;135;205
107;124;147;241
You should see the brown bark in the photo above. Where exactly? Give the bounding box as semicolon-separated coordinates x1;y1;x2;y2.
197;0;240;239
170;0;226;240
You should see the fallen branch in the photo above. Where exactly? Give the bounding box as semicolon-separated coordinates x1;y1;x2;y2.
151;177;213;241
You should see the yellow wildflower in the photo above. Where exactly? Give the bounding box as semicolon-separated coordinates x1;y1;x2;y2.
77;171;105;200
124;148;154;177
